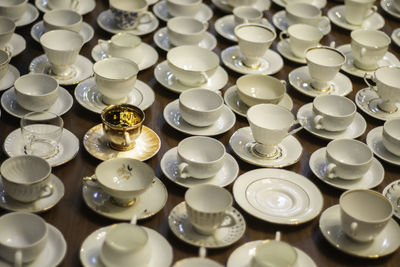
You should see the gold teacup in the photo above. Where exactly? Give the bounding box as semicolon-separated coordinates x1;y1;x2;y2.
101;104;145;151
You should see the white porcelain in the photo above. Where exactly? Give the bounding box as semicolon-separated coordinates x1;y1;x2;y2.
99;32;142;64
382;118;400;156
47;0;78;10
224;0;257;7
15;3;39;27
166;0;202;17
153;0;213;22
277;39;309;63
35;0;95;15
5;33;25;58
0;50;11;82
391;28;400;47
0;65;19;92
211;0;271;13
167;17;208;46
43;9;82;32
366;126;400;166
273;0;326;8
0;17;15;50
233;6;262;25
252;239;298;267
285;3;330;31
356;88;400;121
0;0;27;21
381;0;400;19
327;5;385;30
173;257;223;267
382;180;400;220
344;0;377;26
109;0;154;30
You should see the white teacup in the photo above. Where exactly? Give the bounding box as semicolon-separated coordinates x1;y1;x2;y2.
47;0;79;11
344;0;377;26
185;184;235;235
179;88;224;127
167;17;208;46
223;0;257;7
0;49;11;81
234;23;276;68
109;0;154;30
312;95;356;132
285;3;330;32
166;0;202;17
0;212;48;265
98;32;143;64
0;16;15;49
383;118;400;156
351;29;390;71
43;9;82;33
0;0;27;21
233;6;263;25
177;136;225;179
340;190;393;242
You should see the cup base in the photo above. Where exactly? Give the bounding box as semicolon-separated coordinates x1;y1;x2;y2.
241;56;261;69
310;80;330;92
110;197;137;207
250;143;282;159
48;65;77;80
108;141;136;151
24;140;60;160
192;225;215;236
101;95;128;105
368;98;399;114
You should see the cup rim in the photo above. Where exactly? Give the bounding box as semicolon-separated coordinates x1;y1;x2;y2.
313;95;356;118
94;57;139;81
285;2;321;18
43;8;83;28
167;0;202;7
179;88;224;114
21;110;64;134
0;0;27;8
110;32;142;48
234;23;276;44
177;136;226;164
236;74;286;102
374;65;400;88
326;138;373;166
101;104;145;129
305;45;346;67
103;223;149;251
109;0;148;11
254;239;298;265
167;45;219;73
185;184;233;213
14;73;59;97
247;104;295;131
40;29;84;52
0;50;11;65
350;29;391;49
167;17;207;36
383;118;400;141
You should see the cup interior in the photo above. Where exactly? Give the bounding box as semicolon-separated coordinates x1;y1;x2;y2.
105;223;148;250
111;32;141;48
288;24;322;41
375;66;400;88
247;104;294;130
313;95;356;117
40;29;83;50
327;139;372;165
254;240;297;267
235;24;275;43
233;6;262;19
237;75;285;101
167;46;219;72
43;9;82;26
94;58;139;80
306;47;345;66
286;2;320;17
179;89;223;112
0;0;26;6
185;185;232;213
101;104;144;128
168;0;200;5
384;119;400;140
351;29;390;48
14;74;58;96
168;17;205;34
0;17;15;34
178;136;225;163
110;0;147;10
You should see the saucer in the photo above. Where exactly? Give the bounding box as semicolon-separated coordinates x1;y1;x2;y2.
35;0;96;15
163;99;236;136
273;0;326;8
83;124;161;161
29;54;94;86
169;202;246;248
381;0;400;19
288;66;352;98
1;86;73;118
0;65;19;92
233;168;323;225
224;86;293;117
97;9;159;36
221;46;283;75
211;0;271;13
154;61;228;93
214;15;273;42
227;240;317;267
153;1;213;22
31;21;94;44
153;27;217;52
15;3;39;27
328;5;385;30
5;34;26;57
80;225;173;267
229;127;302;168
82;177;167;221
319;205;400;258
355;88;400;121
160;147;239;188
309;147;384;190
277;40;307;64
0;174;64;213
296;103;366;140
382;180;400;220
366;126;400;166
75;77;155;113
91;42;158;71
391;28;400;47
4;127;79;167
337;44;400;78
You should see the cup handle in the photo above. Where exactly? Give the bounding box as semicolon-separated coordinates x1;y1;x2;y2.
124;131;132;147
178;162;189;179
139;11;154;24
363;73;377;91
287;120;303;135
199;247;207;258
329;41;336;48
14;250;22;267
219;213;236;228
275;231;281;241
365;5;378;19
280;80;287;87
71;0;80;11
200;72;209;84
326;163;337;179
350;222;358;236
83;176;101;188
203;21;209;29
279;31;289;41
313;114;324;130
39;184;54;199
318;16;330;34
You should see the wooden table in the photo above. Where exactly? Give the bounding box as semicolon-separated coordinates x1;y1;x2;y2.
1;0;399;266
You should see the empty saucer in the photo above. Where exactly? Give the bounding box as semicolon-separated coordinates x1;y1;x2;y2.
211;0;271;13
0;65;19;92
366;126;400;166
35;0;96;15
153;0;213;22
382;180;400;220
328;5;385;30
277;40;307;64
31;21;94;44
15;3;39;27
381;0;400;19
391;28;400;47
5;34;26;57
272;0;326;8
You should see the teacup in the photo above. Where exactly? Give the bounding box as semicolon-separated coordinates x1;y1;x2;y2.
234;23;276;68
101;104;145;151
305;46;346;91
0;155;53;202
247;104;302;158
325;139;373;180
177;136;226;179
344;0;377;26
47;0;79;11
0;0;27;21
236;74;286;107
166;0;202;17
394;0;400;11
0;16;15;49
167;17;208;46
98;33;143;64
222;0;257;7
167;46;219;87
0;212;48;265
382;118;400;156
0;49;11;81
351;29;391;71
340;190;393;242
312;95;356;132
185;184;235;235
179;88;224;127
110;0;154;30
285;3;330;32
43;9;82;33
173;248;223;267
93;57;139;105
233;6;263;25
279;24;323;59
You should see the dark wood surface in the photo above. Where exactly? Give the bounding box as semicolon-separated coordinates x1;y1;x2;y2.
1;0;400;266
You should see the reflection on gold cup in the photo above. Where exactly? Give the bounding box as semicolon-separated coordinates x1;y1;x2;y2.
101;104;145;151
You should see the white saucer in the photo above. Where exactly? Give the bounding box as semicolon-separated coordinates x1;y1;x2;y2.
233;168;323;225
160;147;239;188
31;21;94;44
75;77;155;113
163;99;236;136
224;86;293;118
97;9;159;36
288;66;352;98
391;28;400;47
382;180;400;220
1;86;73;118
0;65;19;92
214;15;273;42
227;240;317;267
310;147;384;190
154;61;228;93
366;126;400;166
296;103;366;140
211;0;271;13
4;127;79;167
328;5;384;31
153;0;213;22
35;0;96;15
273;0;326;8
168;202;246;248
5;34;26;57
229;127;302;168
381;0;400;19
277;40;307;64
0;174;64;213
82;177;167;221
153;27;217;52
15;3;39;27
337;44;400;78
221;46;283;75
91;42;158;71
29;54;94;86
80;225;173;267
319;205;400;258
355;88;400;121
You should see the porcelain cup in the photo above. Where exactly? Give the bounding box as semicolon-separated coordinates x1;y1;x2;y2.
382;118;400;156
98;32;143;64
0;49;11;81
222;0;257;8
0;212;48;265
344;0;377;26
173;247;223;267
394;0;400;11
167;46;219;87
233;6;263;25
47;0;79;11
234;23;276;68
0;0;27;21
166;0;202;17
110;0;154;30
179;88;224;127
0;16;15;49
185;184;235;235
167;17;208;46
340;189;393;242
312;95;356;132
247;104;302;158
285;3;330;33
43;9;82;33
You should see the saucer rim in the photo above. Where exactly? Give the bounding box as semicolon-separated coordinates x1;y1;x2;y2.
35;0;96;15
153;0;213;22
366;126;400;166
15;3;39;27
382;179;400;220
381;0;400;19
277;40;307;64
272;0;326;8
391;28;400;47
